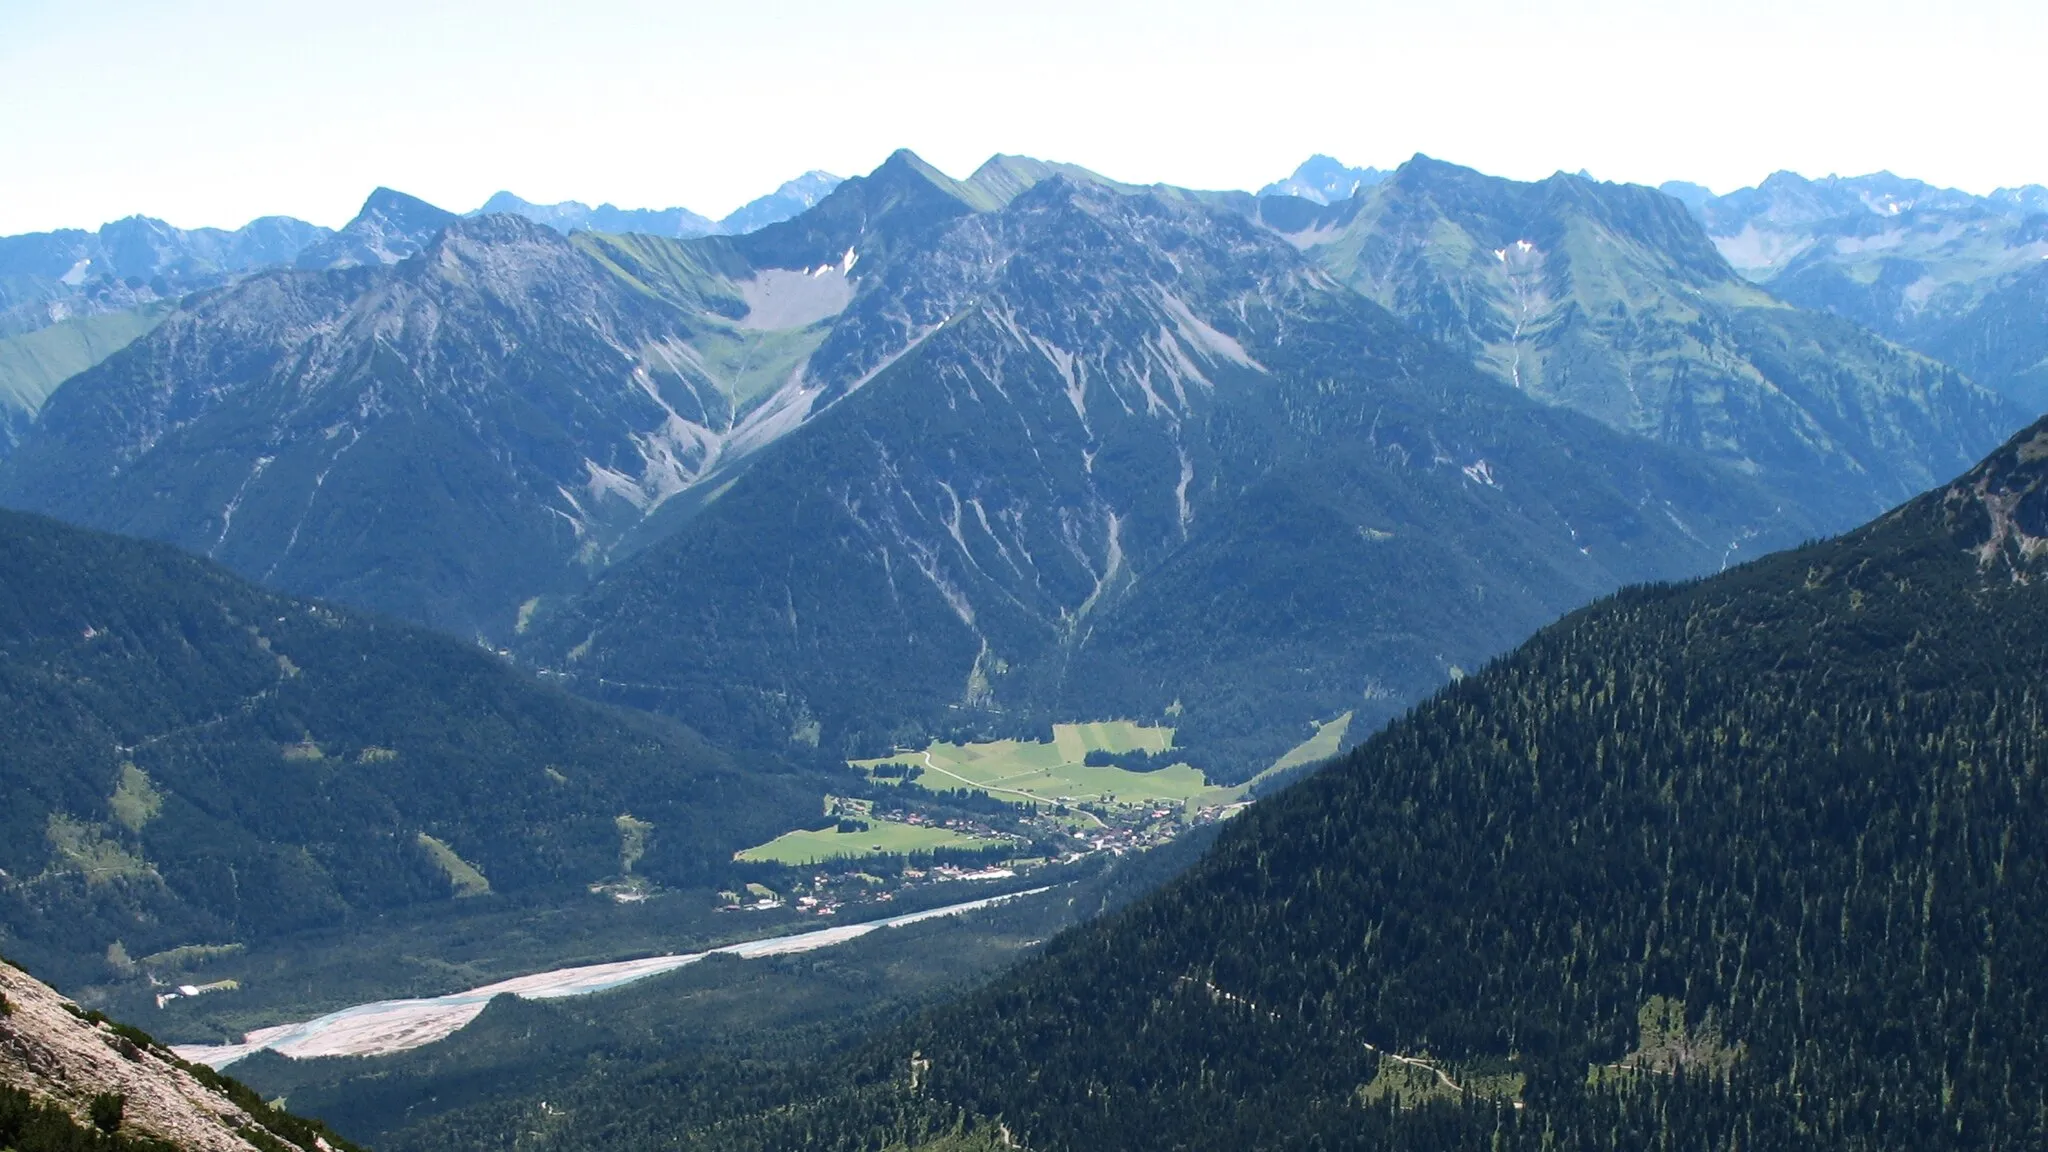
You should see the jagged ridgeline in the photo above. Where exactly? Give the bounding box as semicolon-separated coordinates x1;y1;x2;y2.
0;509;813;987
597;417;2048;1150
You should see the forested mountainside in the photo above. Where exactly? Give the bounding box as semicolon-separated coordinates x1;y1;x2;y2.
526;169;1811;774
0;508;813;989
556;412;2048;1151
1257;156;2021;525
0;958;359;1152
1668;169;2048;409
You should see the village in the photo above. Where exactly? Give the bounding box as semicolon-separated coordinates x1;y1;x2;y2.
718;786;1250;918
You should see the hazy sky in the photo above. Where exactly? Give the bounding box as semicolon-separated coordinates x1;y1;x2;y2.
3;0;2042;234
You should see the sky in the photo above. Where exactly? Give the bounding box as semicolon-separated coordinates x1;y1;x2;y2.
2;0;2044;234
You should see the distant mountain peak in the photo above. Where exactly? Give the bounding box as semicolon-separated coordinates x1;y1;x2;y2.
871;149;960;193
1259;154;1389;204
296;188;457;270
471;173;846;239
354;186;457;231
715;170;845;234
477;189;540;214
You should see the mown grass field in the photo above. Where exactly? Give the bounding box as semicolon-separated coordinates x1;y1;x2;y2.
857;716;1357;819
856;722;1215;814
1265;711;1352;775
734;817;1003;865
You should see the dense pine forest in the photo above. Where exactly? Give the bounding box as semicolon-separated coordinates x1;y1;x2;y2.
421;416;2048;1150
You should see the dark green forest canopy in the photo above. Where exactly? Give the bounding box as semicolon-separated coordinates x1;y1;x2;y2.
583;417;2048;1150
0;509;814;988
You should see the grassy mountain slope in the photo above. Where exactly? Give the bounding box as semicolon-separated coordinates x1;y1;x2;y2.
606;412;2048;1150
1267;156;2021;526
0;508;812;990
0;302;173;455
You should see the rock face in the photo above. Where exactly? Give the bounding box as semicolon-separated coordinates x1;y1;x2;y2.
1670;170;2048;408
293;187;459;271
1258;156;2023;526
0;959;353;1152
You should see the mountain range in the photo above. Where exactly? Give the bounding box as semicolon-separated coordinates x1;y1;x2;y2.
1661;169;2048;408
1255;156;2019;525
2;144;2047;1152
523;152;1833;770
0;171;844;341
477;170;843;239
0;173;847;465
0;213;331;338
0;149;2022;775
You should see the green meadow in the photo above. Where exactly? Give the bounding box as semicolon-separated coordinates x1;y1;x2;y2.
735;816;1005;866
855;715;1356;819
855;721;1215;815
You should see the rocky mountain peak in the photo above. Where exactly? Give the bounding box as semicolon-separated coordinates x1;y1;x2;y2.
355;186;459;233
735;150;977;273
296;187;458;270
1258;154;1389;205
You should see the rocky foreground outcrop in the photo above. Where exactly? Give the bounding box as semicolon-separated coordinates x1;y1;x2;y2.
0;958;355;1151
